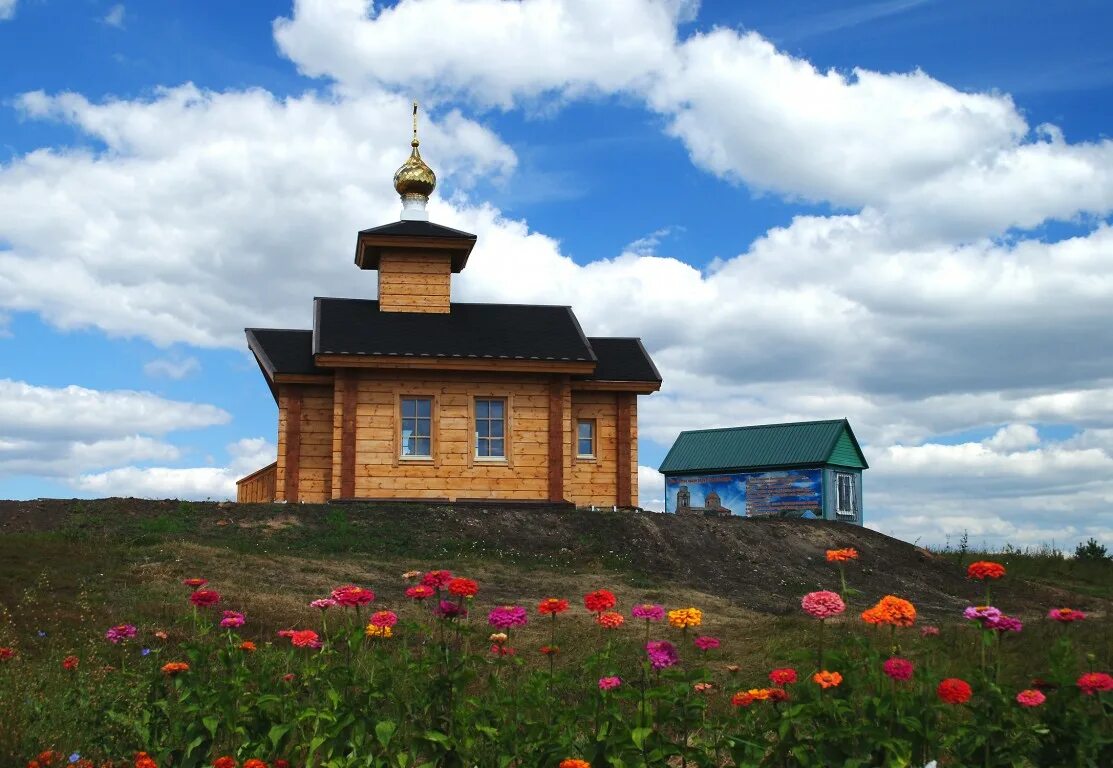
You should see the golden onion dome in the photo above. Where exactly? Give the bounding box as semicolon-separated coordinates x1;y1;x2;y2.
393;102;436;200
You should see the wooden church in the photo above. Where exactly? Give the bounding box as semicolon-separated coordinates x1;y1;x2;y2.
236;107;661;506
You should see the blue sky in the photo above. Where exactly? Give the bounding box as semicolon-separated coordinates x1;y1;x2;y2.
2;0;1113;549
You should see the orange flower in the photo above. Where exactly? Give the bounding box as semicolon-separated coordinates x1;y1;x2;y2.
667;607;703;629
161;661;189;676
861;595;917;627
134;753;158;768
559;761;590;768
538;597;569;615
242;761;267;768
596;611;625;630
812;670;843;689
826;548;858;562
967;561;1006;580
212;758;236;768
693;682;714;693
240;641;256;653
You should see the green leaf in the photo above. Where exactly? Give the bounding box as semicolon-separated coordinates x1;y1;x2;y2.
269;723;293;751
631;726;652;750
422;730;450;745
375;720;397;749
201;715;219;738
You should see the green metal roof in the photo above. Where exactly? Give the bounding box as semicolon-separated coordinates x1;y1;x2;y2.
658;419;868;474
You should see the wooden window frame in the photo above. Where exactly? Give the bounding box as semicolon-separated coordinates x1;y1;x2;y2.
468;393;514;467
575;418;597;461
835;472;856;516
393;390;439;467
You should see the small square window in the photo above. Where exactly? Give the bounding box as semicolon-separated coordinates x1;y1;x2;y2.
475;398;507;459
400;397;432;458
577;419;595;457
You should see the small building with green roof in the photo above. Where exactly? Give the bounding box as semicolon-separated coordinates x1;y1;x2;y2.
658;419;868;524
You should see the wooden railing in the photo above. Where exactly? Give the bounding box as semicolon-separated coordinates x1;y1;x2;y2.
236;462;277;503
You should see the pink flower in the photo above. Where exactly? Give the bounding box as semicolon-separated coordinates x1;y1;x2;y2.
631;603;665;622
693;636;720;652
801;591;845;619
369;610;398;628
1047;608;1086;623
646;640;679;670
104;624;137;644
963;605;1001;623
882;657;914;681
219;611;245;628
920;625;940;637
289;629;322;649
1077;672;1113;696
990;615;1023;633
422;570;453;589
436;600;466;619
190;589;221;608
1016;689;1046;707
406;585;434;601
309;598;338;610
598;676;622;691
331;585;375;607
488;606;528;630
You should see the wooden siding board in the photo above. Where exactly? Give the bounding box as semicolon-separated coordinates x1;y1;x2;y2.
616;393;632;507
340;372;357;498
284;387;302;503
548;380;565;501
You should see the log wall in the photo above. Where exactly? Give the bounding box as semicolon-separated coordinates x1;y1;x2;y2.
377;251;452;313
276;384;334;503
236;461;276;503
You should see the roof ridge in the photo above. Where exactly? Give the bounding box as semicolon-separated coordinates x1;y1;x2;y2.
313;296;576;310
676;419;845;436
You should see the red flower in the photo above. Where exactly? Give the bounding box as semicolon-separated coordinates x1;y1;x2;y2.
767;687;789;702
282;673;297;682
967;561;1006;580
240;641;257;653
538;597;569;615
1077;672;1113;696
289;630;322;649
182;578;208;588
883;657;914;681
584;589;617;613
62;655;79;671
937;678;973;704
242;760;267;768
731;691;755;707
539;645;560;656
330;585;375;607
274;762;290;768
421;570;453;589
405;585;434;600
447;577;478;598
37;751;60;766
189;589;221;608
161;661;190;676
134;753;158;768
769;668;797;686
212;758;236;768
0;646;16;661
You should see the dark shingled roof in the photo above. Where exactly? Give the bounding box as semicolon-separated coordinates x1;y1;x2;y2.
246;328;318;377
313;298;596;362
357;220;477;240
581;337;661;383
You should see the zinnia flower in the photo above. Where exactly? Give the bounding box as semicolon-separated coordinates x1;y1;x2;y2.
693;635;720;651
436;600;466;619
584;589;617;613
190;589;221;608
967;561;1006;580
539;644;559;656
693;682;714;693
0;647;15;661
277;629;295;639
883;657;914;681
937;678;973;704
240;641;256;652
182;578;207;588
402;570;421;581
365;624;393;639
447;577;478;598
219;611;245;628
731;690;755;707
812;670;842;689
309;598;338;610
488;605;528;629
1077;672;1113;696
105;624;138;644
769;668;797;686
161;661;189;676
289;629;322;649
422;570;453;589
489;644;515;657
369;610;398;628
243;760;267;768
406;585;434;600
559;760;590;768
330;585;374;607
1016;689;1046;707
667;607;702;629
861;595;916;627
920;625;940;637
1048;607;1085;622
596;611;625;629
645;640;679;669
62;655;79;670
212;757;236;768
135;753;158;768
154;630;169;640
489;632;508;644
282;673;297;682
989;615;1023;633
538;597;569;615
801;591;845;619
963;605;1002;623
826;548;858;562
598;676;622;690
631;603;665;622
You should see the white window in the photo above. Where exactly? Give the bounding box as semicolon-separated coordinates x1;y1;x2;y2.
577;419;595;457
400;397;432;457
836;473;857;516
475;398;506;458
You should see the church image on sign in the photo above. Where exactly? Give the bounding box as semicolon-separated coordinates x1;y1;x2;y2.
658;419;868;524
235;105;662;507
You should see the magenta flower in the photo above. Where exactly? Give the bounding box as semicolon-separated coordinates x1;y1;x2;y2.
309;598;338;611
801;591;845;619
646;640;679;670
105;624;137;644
1047;608;1086;623
369;610;398;628
436;600;467;619
693;635;720;652
963;605;1002;623
631;603;665;622
488;605;528;630
882;657;914;681
598;676;622;691
219;611;245;628
989;615;1023;633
